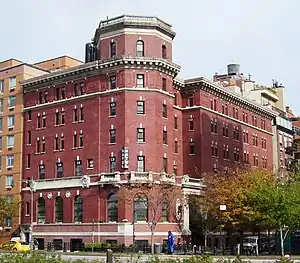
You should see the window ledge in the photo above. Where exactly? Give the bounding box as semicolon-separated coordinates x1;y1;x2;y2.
87;167;94;170
25;214;30;217
136;113;145;116
35;153;41;155
73;121;79;124
26;167;31;170
4;227;12;230
162;144;168;147
189;153;195;156
78;146;83;149
5;186;12;189
54;150;59;152
72;147;78;150
6;166;13;169
59;149;65;152
108;115;116;118
79;120;84;123
108;143;116;145
137;141;145;144
60;124;65;126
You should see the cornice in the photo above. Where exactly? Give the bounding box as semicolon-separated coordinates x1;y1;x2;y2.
173;104;274;136
23;87;175;111
174;77;278;119
21;57;181;90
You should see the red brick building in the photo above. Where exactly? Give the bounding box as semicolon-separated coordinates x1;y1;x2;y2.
20;15;275;251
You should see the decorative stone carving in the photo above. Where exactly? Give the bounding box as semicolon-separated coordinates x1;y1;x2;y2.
47;193;52;199
81;175;91;188
65;191;71;198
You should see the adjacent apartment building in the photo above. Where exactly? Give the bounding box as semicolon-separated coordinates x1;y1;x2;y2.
19;15;275;251
0;57;82;243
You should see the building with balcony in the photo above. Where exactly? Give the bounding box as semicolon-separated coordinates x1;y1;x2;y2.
20;15;275;250
0;56;82;243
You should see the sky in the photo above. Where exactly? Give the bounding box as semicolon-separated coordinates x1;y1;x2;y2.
1;0;299;113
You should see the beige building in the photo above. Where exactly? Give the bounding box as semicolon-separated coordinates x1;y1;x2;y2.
0;56;82;243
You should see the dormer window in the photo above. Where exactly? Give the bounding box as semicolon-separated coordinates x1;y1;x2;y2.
136;40;144;57
110;42;116;58
162;45;167;59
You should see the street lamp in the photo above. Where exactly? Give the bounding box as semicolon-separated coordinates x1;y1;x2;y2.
29;179;36;250
219;204;226;255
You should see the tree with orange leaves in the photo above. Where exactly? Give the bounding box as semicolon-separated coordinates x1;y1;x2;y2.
199;169;274;232
118;180;183;253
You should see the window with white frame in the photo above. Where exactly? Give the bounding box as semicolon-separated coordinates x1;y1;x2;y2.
5;216;12;228
8;115;15;127
137;101;145;115
7;135;14;148
136;74;144;88
0;99;3;114
6;155;14;167
9;77;16;89
6;175;13;188
137;155;145;172
0;80;4;93
8;96;15;108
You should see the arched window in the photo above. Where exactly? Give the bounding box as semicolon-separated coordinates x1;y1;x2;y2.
134;196;148;221
161;200;169;222
162;45;167;59
74;195;83;223
55;196;63;223
37;197;45;224
136;40;144;57
107;194;118;222
110;42;116;58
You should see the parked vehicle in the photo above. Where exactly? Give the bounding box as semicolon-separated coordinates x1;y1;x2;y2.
0;240;30;252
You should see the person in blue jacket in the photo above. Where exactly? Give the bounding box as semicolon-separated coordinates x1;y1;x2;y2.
167;231;175;254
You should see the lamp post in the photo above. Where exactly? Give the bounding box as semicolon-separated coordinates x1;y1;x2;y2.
132;209;136;252
219;204;226;255
29;179;36;250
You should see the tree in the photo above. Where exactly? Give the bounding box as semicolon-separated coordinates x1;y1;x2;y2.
118;180;182;253
199;169;273;233
0;195;19;229
247;174;300;256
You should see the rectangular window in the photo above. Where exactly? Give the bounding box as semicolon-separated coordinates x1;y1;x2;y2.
88;159;94;169
110;76;116;90
163;130;168;145
42;138;46;153
8;115;15;127
137;128;145;143
6;175;13;188
174;93;177;105
56;162;63;178
0;80;4;93
44;91;48;103
0;99;3;114
73;133;78;148
109;156;116;173
55;111;59;125
61;87;66;99
163;157;168;173
7;135;14;148
110;102;116;116
79;132;84;148
174;140;178;153
137;74;144;88
36;139;40;153
213;99;217;111
73;108;78;122
61;110;65;124
137;101;145;115
174;116;178;129
9;77;16;89
28;110;32;121
39;164;45;179
5;216;12;228
80;82;85;95
162;104;167;118
189;141;195;155
56;87;60;100
75;160;82;177
39;91;43;104
110;129;116;144
188;94;194;107
8;96;15;108
55;137;59;151
79;107;84;122
61;135;65;150
189;119;194;131
162;78;167;91
137;155;145;172
42;115;46;128
74;83;79;97
6;155;14;167
25;202;30;216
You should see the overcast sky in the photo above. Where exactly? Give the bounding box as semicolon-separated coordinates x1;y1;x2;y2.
1;0;299;113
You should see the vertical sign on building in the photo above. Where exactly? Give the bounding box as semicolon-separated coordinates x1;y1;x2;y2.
121;147;129;169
